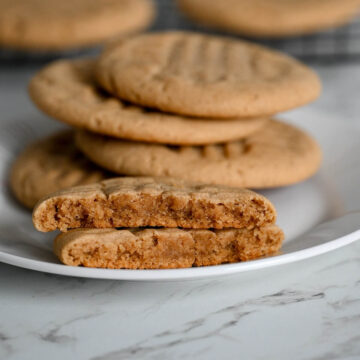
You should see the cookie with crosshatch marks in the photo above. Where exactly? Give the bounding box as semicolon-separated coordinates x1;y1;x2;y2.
32;177;277;232
0;0;155;51
75;119;322;189
10;130;110;209
29;59;267;145
54;225;284;269
95;31;321;118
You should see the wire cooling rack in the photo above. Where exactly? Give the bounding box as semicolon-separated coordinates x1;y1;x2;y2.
153;0;360;63
1;0;359;64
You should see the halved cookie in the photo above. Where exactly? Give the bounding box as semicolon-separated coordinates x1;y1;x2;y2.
54;226;284;269
0;0;155;51
178;0;360;37
96;31;321;118
32;177;277;232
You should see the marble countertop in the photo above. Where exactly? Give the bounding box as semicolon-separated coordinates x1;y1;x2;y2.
1;62;360;360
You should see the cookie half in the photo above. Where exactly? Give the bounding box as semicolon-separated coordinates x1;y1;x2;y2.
29;59;267;145
178;0;360;37
54;226;284;269
32;177;277;232
76;120;322;189
0;0;155;51
96;31;321;118
10;131;109;209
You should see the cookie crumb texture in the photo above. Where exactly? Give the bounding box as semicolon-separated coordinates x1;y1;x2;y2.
54;226;284;269
33;177;277;232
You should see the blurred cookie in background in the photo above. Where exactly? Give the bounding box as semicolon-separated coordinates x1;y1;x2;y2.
0;0;155;51
178;0;360;37
10;130;110;209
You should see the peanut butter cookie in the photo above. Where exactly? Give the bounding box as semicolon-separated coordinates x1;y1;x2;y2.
29;59;267;145
10;131;109;208
76;120;322;189
33;177;277;232
54;226;284;269
96;31;321;118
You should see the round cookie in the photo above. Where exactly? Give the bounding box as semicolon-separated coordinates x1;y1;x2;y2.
76;119;322;188
54;225;284;269
178;0;360;37
0;0;154;51
29;59;268;145
95;31;321;118
10;130;110;209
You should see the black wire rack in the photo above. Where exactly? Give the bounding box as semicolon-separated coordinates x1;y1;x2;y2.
1;0;360;65
153;0;360;63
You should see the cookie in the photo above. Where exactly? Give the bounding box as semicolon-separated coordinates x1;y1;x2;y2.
54;225;284;269
0;0;154;51
178;0;360;37
29;59;267;145
76;119;322;189
95;31;321;118
10;131;109;209
32;177;277;232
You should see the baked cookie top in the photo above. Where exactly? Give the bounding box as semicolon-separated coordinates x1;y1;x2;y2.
76;119;322;189
10;130;109;209
32;176;277;232
29;59;267;145
96;31;321;118
178;0;360;37
0;0;154;50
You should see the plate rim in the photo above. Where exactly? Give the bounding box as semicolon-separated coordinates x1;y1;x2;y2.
0;226;359;281
1;116;360;280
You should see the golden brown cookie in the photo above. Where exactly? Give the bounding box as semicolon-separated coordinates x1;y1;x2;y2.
10;131;110;209
95;31;321;118
54;225;284;269
178;0;360;37
32;177;277;232
0;0;155;51
29;59;267;145
76;119;322;189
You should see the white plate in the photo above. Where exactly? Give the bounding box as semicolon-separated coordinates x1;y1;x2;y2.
1;111;360;280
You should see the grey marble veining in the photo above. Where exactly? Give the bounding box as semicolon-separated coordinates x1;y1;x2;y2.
0;239;359;360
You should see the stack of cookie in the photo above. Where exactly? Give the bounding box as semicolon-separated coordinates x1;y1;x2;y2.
32;177;284;269
25;31;322;194
10;30;323;269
